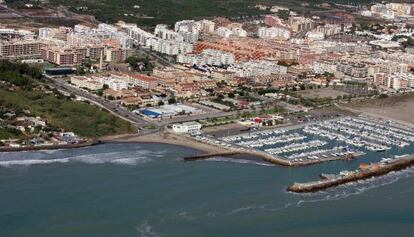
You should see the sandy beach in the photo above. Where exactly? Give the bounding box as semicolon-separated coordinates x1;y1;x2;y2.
101;131;231;154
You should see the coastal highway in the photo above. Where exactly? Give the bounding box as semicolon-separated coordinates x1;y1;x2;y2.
43;75;159;133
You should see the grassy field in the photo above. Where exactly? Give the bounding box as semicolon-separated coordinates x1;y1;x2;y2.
0;87;133;138
0;60;133;138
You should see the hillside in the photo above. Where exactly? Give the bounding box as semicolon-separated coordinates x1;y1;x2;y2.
6;0;386;26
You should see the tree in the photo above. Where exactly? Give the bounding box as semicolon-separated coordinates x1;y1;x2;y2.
168;98;177;104
277;10;290;21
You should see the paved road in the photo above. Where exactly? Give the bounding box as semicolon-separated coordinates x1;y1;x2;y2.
44;75;159;133
137;47;172;66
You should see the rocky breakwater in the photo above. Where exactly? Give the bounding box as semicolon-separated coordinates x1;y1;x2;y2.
287;154;414;193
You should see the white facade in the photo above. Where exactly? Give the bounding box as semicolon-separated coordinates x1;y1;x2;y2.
172;122;202;134
146;38;193;56
227;60;288;77
177;49;235;66
231;27;247;37
216;27;233;38
124;25;156;46
258;27;291;40
38;28;52;39
70;76;103;90
174;20;200;34
199;20;215;33
306;32;325;41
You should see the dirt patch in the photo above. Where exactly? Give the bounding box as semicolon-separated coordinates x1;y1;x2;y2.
345;94;414;124
297;88;349;99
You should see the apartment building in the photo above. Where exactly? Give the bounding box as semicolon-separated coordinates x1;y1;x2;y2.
227;60;288;77
146;38;193;55
336;62;368;78
129;74;159;89
374;73;414;90
288;16;315;32
41;47;86;66
177;49;235;66
258;26;291;40
0;39;43;59
70;76;103;90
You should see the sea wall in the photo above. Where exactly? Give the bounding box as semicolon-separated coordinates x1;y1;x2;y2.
287;155;414;193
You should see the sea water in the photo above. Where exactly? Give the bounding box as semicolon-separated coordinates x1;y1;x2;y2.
0;143;413;237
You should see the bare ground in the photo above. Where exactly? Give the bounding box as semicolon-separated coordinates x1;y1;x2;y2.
344;94;414;125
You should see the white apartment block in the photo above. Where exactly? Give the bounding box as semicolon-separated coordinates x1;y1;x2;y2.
38;28;53;39
172;122;202;135
123;25;156;46
232;27;247;37
306;32;325;41
216;27;233;38
177;49;235;66
216;26;247;38
146;38;193;55
228;60;288;77
315;24;342;37
258;27;291;40
92;75;129;91
70;76;103;91
174;20;200;34
313;60;338;74
199;20;215;33
155;25;199;43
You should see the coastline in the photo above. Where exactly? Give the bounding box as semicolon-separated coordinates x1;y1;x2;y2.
100;132;233;154
0;131;234;154
0;140;102;153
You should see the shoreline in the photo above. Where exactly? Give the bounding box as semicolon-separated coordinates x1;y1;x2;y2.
0;140;102;153
0;131;366;168
100;132;234;154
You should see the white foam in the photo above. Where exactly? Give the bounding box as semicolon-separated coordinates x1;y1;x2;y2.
136;220;160;237
110;157;150;165
0;158;70;167
0;150;159;167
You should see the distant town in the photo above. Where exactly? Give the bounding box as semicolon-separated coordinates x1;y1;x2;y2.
3;1;414;184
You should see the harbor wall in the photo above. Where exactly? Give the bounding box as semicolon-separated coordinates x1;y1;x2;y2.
287;155;414;193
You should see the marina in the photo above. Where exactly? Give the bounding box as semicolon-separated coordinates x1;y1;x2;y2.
214;116;414;166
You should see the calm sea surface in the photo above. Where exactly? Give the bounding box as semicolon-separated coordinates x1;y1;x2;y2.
0;143;413;237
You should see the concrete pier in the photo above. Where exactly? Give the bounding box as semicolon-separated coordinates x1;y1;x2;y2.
184;152;240;161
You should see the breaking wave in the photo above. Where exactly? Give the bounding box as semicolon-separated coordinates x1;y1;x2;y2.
136;220;160;237
0;150;160;167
